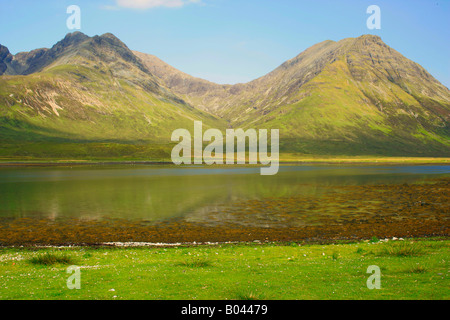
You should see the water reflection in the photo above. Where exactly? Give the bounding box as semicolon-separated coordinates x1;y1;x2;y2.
0;165;448;222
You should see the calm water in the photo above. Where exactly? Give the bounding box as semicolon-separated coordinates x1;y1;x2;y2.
0;165;449;221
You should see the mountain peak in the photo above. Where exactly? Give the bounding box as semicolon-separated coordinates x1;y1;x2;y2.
100;32;119;40
0;44;13;75
64;31;89;40
357;34;382;40
0;32;133;76
56;32;90;49
349;34;386;50
94;33;128;47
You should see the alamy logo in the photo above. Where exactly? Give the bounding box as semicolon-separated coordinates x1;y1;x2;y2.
66;265;81;290
66;5;81;30
171;121;279;175
367;5;381;30
366;265;381;289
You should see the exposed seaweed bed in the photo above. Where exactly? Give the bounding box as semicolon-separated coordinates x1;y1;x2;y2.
0;178;448;247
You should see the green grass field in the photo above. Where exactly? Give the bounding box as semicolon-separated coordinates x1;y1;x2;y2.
0;149;449;165
0;238;448;300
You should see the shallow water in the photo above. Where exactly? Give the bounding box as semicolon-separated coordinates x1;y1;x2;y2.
0;165;449;222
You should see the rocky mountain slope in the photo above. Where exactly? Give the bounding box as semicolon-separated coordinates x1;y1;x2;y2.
0;32;223;159
136;35;450;156
0;32;449;158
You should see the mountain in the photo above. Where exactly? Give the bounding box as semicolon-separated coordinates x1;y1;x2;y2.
0;32;449;159
0;32;224;160
135;35;450;156
1;32;89;76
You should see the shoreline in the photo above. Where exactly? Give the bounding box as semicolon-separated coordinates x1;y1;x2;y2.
0;157;449;167
1;217;447;247
1;236;448;249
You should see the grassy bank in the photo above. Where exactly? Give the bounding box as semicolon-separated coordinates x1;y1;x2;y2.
0;238;448;300
0;155;449;166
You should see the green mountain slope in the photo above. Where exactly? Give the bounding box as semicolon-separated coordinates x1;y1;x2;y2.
136;35;450;156
0;33;225;159
0;33;449;159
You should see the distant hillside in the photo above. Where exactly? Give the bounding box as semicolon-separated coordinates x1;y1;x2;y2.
136;35;450;156
0;33;224;160
0;32;449;159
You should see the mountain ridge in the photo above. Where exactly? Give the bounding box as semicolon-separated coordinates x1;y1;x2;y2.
135;34;449;120
0;32;449;158
0;32;224;160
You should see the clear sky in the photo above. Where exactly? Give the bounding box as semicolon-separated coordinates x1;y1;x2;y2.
0;0;449;87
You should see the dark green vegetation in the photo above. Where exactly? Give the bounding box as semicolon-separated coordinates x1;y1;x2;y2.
0;239;448;300
0;33;449;159
28;252;76;266
379;241;425;257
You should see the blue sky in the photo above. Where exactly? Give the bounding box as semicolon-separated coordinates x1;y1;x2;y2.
0;0;449;87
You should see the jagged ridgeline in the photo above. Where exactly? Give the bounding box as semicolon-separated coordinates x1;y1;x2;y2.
0;32;449;159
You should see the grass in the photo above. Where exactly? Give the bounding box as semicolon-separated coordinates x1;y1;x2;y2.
356;247;365;254
234;290;266;300
28;252;76;266
176;256;213;268
378;242;425;257
0;239;448;300
0;155;449;166
408;265;427;274
331;251;339;261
